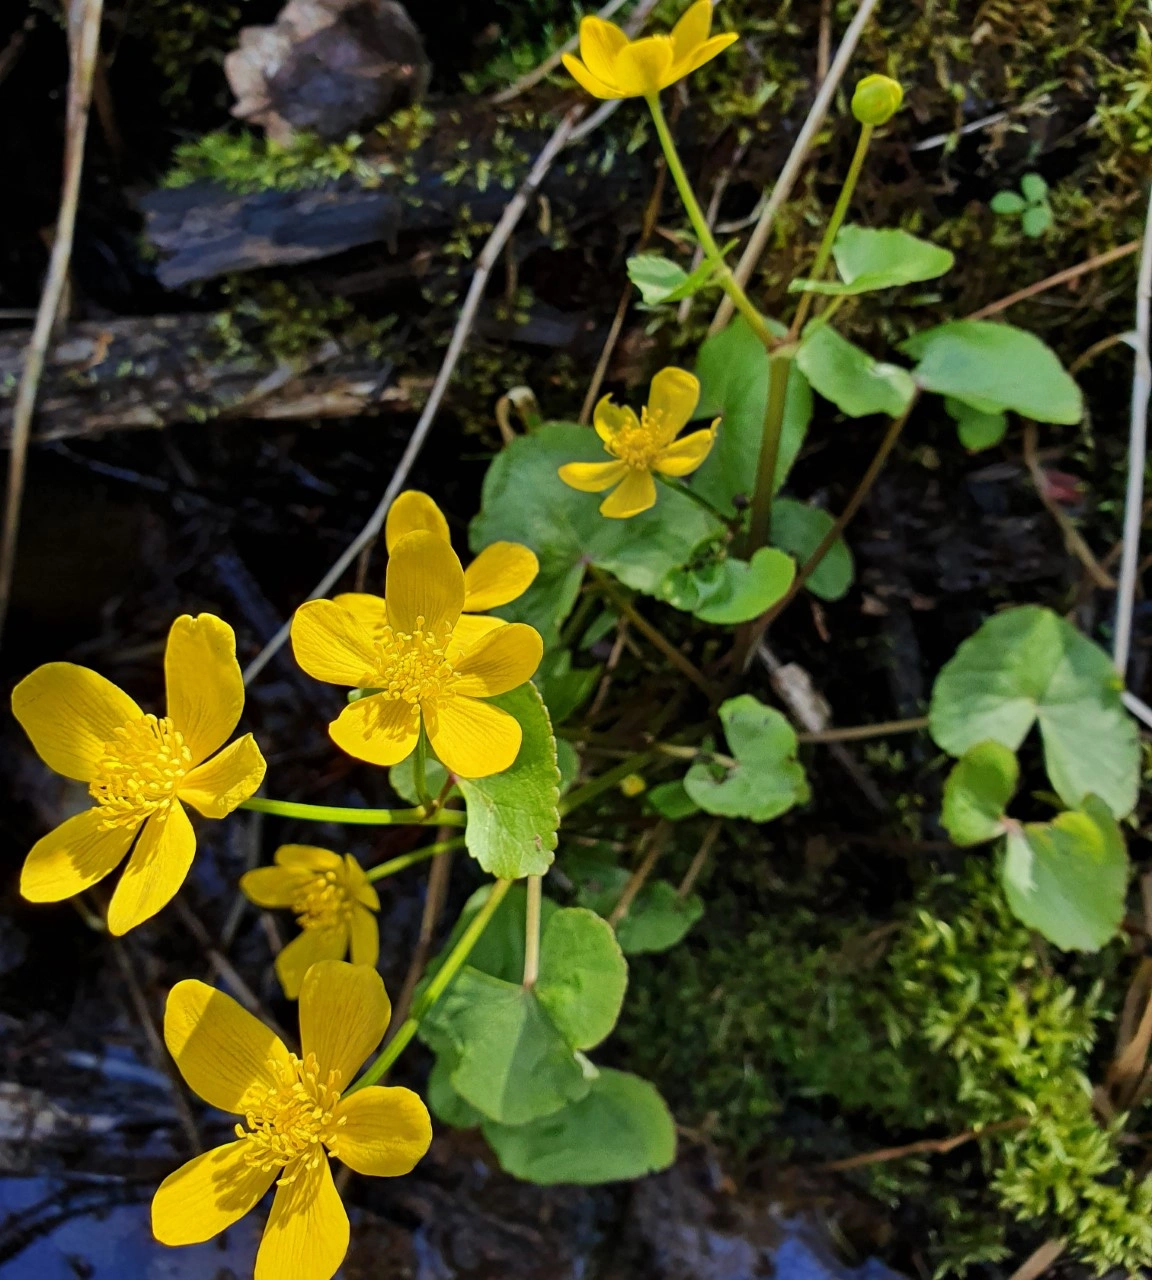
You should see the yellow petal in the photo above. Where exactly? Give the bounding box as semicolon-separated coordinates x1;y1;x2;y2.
299;959;390;1086
592;396;638;444
384;490;450;552
164;978;293;1112
668;31;738;82
670;0;713;60
106;801;195;935
453;623;543;698
343;854;380;910
330;1087;432;1177
331;592;388;634
290;599;379;688
254;1156;348;1280
424;695;522;779
653;425;717;477
446;613;505;664
348;905;379;969
179;733;266;819
164;614;244;766
275;927;348;1001
385;530;465;635
328;695;421;768
462;542;539;612
152;1140;276;1246
600;468;657;518
613;34;674;96
647;366;700;443
558;460;628;493
560;51;622;98
20;806;136;903
12;663;141;782
578;15;629;83
240;864;312;909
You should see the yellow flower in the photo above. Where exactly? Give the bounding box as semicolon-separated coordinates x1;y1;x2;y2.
333;489;538;628
291;530;543;778
152;960;431;1280
851;74;904;126
558;367;718;518
12;615;266;935
240;846;379;999
561;0;737;99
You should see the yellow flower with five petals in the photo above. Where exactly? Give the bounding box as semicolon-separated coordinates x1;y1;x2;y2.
12;614;266;935
152;960;431;1280
558;367;718;518
561;0;737;100
240;845;379;999
333;489;538;630
291;530;543;778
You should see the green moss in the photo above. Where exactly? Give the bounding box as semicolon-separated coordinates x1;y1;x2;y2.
619;861;1152;1275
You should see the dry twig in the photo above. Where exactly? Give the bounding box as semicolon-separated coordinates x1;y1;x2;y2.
820;1117;1027;1171
384;832;456;1037
965;240;1139;322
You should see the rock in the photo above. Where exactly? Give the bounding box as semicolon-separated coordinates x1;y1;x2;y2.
225;0;430;144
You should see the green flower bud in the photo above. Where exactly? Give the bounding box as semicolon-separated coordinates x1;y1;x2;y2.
852;74;903;126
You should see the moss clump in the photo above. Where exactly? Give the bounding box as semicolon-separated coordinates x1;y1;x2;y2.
619;861;1151;1276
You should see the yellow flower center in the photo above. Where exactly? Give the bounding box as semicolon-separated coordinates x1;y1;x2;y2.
608;408;666;470
88;714;193;829
291;870;354;933
235;1052;346;1181
370;615;459;705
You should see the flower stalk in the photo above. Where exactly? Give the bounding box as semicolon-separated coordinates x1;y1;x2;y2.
365;835;466;882
522;874;542;988
240;797;466;827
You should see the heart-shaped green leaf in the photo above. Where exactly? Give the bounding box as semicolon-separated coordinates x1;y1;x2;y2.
790;226;954;296
660;546;795;623
796;323;916;418
769;498;854;601
941;741;1019;846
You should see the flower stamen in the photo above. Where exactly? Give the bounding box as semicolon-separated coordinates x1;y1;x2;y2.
368;615;459;707
88;714;193;829
290;871;354;933
235;1052;346;1182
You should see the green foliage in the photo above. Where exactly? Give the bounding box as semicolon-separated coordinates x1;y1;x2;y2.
941;742;1018;846
627;252;721;306
945;397;1007;453
1001;797;1129;953
534;651;599;725
694;318;813;510
456;683;560;879
482;1068;676;1184
769;499;854;601
929;606;1139;819
470;423;721;642
684;694;809;821
991;173;1054;238
795;323;916;418
660;547;795;624
902;321;1083;425
569;856;704;954
790;225;954;296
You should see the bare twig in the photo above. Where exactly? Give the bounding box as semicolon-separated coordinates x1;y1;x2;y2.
609;822;670;927
385;832;455;1037
965;240;1140;323
0;0;104;644
243;104;592;683
816;0;833;83
677;819;722;898
1005;1239;1066;1280
1021;421;1114;590
820;1117;1027;1171
586;619;631;720
709;0;882;335
110;937;202;1154
797;716;928;744
1113;194;1152;677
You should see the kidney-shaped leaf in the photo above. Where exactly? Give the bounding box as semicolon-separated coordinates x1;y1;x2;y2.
659;547;795;624
570;858;704;954
941;741;1019;846
769;498;854;601
536;907;628;1051
470;424;721;641
456;683;560;879
482;1068;676;1185
901;321;1082;424
929;606;1138;818
694;318;813;513
790;226;954;296
796;323;916;418
946;397;1008;452
1000;796;1128;952
684;694;809;821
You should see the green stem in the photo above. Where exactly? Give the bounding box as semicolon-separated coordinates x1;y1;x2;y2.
413;719;432;811
560;750;656;817
239;797;466;827
365;836;466;882
791;123;874;337
522;875;542;988
655;473;732;524
347;878;514;1092
645;93;777;353
743;352;793;556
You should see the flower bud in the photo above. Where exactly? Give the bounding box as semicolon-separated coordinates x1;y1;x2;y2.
619;773;647;798
852;74;903;126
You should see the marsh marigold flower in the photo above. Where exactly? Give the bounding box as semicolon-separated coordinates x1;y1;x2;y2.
12;615;266;935
561;0;737;100
291;530;543;778
153;960;431;1280
240;845;379;999
558;367;718;518
333;489;538;634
